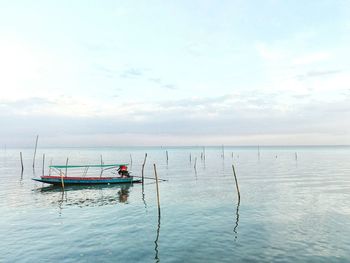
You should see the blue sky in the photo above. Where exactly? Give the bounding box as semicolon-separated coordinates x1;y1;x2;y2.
0;0;349;146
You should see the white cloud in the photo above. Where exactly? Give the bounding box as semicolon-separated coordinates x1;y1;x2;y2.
292;52;331;66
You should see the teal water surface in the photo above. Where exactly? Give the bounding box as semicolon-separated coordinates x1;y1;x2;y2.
1;146;350;262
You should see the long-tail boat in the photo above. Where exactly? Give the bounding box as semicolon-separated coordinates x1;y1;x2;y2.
32;164;141;185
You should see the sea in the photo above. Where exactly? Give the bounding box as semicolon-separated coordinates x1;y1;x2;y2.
1;146;350;262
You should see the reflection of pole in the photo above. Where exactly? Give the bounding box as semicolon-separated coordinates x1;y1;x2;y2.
60;170;65;191
233;201;240;240
154;213;161;262
153;164;161;216
232;164;240;202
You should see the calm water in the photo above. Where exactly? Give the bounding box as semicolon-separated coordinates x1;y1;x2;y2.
1;146;350;262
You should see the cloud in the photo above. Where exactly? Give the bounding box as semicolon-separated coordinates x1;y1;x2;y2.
296;70;341;81
120;68;144;78
292;52;331;65
162;84;177;90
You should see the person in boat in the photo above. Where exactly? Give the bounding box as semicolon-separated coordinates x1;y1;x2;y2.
117;165;130;178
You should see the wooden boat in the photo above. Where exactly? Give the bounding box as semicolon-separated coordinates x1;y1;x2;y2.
32;163;141;185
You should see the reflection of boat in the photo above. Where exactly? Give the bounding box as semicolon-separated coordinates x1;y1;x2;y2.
32;164;141;185
36;184;133;207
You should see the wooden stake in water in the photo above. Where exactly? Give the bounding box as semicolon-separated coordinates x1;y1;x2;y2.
190;153;192;163
32;135;39;169
194;157;197;170
295;152;298;161
142;153;148;182
100;155;103;177
65;158;68;177
20;152;24;173
166;150;169;164
232;164;241;202
153;164;161;216
42;154;45;176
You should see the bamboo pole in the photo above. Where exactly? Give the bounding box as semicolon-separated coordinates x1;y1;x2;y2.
49;159;52;176
194;157;197;170
20;152;24;172
232;164;240;202
142;153;148;182
65;158;68;177
42;154;45;176
32;135;39;169
153;164;161;216
100;155;103;177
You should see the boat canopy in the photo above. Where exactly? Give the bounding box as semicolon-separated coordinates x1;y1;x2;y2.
49;164;128;169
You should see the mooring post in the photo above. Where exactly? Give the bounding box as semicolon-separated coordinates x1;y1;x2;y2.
153;163;161;216
65;158;68;177
20;152;24;173
100;155;103;177
232;164;241;202
142;153;148;183
32;135;39;169
42;154;45;176
166;150;169;165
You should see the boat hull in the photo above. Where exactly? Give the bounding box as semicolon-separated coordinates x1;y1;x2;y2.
32;176;141;185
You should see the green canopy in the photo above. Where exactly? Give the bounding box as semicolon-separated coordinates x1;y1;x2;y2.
49;164;128;169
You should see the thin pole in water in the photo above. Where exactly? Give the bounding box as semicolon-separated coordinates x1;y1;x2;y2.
32;135;39;169
232;164;241;203
166;150;169;165
142;153;148;183
42;154;45;176
153;163;161;216
100;155;103;177
20;152;24;173
65;158;68;177
194;157;197;171
189;153;192;163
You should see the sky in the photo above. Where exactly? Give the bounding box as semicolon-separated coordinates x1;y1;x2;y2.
0;0;350;147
